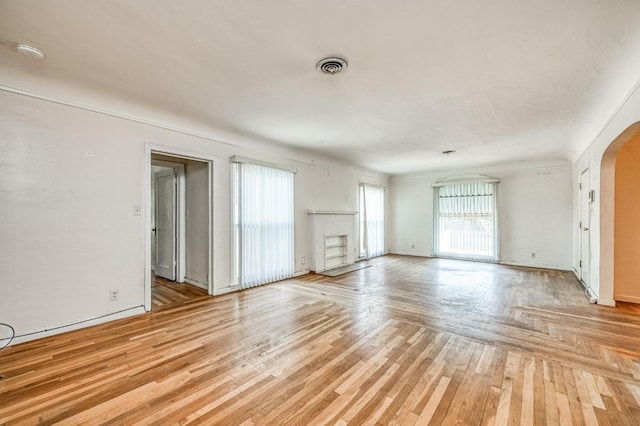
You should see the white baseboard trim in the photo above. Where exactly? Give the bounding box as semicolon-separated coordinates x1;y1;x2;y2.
499;260;572;271
613;294;640;304
214;284;241;296
570;269;601;303
389;251;434;258
185;277;208;290
293;269;310;277
9;305;146;346
596;298;616;307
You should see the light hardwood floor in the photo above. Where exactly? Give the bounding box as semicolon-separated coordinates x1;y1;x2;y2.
152;276;208;310
1;256;639;425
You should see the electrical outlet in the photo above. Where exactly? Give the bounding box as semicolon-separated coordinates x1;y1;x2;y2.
411;244;415;249
109;288;119;301
133;205;141;216
530;252;536;259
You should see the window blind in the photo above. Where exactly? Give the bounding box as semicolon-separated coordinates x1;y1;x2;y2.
434;182;498;261
360;184;385;259
232;162;294;288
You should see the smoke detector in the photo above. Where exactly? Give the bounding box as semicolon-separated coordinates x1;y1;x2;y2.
16;44;45;60
316;57;348;75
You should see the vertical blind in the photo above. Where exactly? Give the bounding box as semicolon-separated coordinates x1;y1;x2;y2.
360;184;385;259
232;162;294;289
434;182;497;261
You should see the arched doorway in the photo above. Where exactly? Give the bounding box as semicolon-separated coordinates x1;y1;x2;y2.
600;122;640;305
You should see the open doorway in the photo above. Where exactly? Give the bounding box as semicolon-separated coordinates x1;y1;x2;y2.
145;146;214;311
599;122;640;306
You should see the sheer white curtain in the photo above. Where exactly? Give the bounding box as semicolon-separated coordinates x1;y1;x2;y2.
360;184;385;259
232;162;294;288
434;181;497;261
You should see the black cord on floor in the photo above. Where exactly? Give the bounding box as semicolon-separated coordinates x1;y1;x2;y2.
0;323;15;351
0;304;145;351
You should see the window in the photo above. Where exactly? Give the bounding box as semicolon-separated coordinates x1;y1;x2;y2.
434;181;498;261
232;161;294;288
359;184;385;259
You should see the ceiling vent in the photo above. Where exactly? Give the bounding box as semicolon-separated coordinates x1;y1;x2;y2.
15;44;45;60
316;57;348;75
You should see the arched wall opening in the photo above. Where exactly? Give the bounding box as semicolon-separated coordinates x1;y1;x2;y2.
600;122;640;305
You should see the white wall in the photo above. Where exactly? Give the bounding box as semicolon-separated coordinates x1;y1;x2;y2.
0;90;388;344
390;165;573;270
572;81;640;306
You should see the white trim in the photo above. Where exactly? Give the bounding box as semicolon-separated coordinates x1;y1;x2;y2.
614;294;640;304
433;181;499;262
359;182;386;190
215;284;241;295
495;181;501;262
577;76;640;162
0;84;244;149
596;298;616;307
185;278;208;290
392;164;571;183
500;260;572;271
229;155;297;174
145;143;216;311
307;210;358;215
578;167;591;291
10;306;145;345
389;251;434;258
293;269;310;277
432;186;439;257
431;175;500;187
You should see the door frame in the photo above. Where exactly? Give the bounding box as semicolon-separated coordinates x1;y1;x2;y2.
144;143;215;311
579;167;591;290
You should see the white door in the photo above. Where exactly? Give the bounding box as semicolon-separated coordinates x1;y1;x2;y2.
155;168;176;280
579;168;591;287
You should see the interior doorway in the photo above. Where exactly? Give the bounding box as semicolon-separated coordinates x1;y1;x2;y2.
145;146;214;311
598;122;640;306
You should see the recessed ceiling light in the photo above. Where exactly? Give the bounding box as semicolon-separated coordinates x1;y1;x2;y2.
15;44;45;60
316;57;348;75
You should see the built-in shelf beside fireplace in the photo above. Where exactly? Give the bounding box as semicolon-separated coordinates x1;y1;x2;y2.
307;210;357;273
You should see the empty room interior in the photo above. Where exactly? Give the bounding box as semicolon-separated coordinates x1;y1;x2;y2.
1;1;640;424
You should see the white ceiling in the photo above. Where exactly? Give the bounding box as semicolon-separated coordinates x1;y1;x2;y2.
2;0;640;175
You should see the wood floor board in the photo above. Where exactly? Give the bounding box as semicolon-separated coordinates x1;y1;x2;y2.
1;255;640;424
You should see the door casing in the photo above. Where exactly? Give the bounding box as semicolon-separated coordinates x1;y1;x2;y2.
579;167;591;291
144;144;215;311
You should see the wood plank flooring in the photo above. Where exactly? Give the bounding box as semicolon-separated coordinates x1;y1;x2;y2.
1;255;639;425
152;276;208;310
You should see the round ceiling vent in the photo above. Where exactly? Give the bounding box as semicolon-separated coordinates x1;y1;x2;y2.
316;57;348;75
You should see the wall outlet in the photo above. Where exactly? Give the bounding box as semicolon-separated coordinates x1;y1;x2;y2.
530;252;536;258
109;288;119;301
411;244;415;249
132;205;141;216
